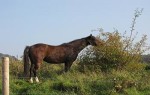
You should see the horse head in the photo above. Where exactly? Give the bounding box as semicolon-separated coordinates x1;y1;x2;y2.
86;34;104;46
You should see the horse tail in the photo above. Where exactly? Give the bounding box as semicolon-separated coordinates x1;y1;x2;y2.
23;46;30;77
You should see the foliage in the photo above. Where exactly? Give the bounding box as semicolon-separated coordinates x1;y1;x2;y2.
78;9;150;72
142;54;150;64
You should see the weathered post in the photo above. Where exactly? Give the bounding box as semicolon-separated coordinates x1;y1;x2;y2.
2;57;9;95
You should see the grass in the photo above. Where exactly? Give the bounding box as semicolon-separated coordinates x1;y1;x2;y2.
0;60;150;95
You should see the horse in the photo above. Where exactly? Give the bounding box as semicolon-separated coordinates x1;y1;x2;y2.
23;34;102;83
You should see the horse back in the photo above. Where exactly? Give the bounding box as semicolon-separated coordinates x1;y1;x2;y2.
29;43;76;63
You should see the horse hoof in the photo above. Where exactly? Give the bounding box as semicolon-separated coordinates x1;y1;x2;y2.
35;77;39;83
29;77;33;83
29;80;33;83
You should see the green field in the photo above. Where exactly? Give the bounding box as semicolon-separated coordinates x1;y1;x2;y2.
0;60;150;95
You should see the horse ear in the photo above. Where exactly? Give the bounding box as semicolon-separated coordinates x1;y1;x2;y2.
90;34;92;37
87;34;93;39
88;34;92;38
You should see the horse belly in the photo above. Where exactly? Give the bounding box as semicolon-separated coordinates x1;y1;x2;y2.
43;56;66;63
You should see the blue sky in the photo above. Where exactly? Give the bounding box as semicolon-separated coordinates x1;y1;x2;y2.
0;0;150;57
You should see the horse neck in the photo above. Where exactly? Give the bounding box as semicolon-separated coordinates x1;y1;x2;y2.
69;38;88;52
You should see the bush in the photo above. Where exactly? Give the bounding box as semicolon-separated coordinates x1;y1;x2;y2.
78;9;149;72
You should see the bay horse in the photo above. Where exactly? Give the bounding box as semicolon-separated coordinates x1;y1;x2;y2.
23;34;101;83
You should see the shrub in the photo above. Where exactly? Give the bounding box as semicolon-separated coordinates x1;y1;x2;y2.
78;9;149;72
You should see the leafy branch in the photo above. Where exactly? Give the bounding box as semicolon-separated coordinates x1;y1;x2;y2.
123;8;143;51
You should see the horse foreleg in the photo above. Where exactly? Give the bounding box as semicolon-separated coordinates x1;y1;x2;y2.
65;62;73;72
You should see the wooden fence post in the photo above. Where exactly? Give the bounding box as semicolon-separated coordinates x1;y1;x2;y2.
2;57;9;95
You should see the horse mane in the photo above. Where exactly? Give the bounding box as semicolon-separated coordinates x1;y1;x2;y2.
60;37;86;46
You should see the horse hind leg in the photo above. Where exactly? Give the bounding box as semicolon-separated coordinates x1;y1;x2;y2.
30;77;33;83
35;76;39;83
29;64;34;83
33;63;40;83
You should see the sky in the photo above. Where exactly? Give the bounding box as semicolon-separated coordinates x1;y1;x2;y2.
0;0;150;57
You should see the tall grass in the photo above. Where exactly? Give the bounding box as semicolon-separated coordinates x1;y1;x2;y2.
0;60;150;95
